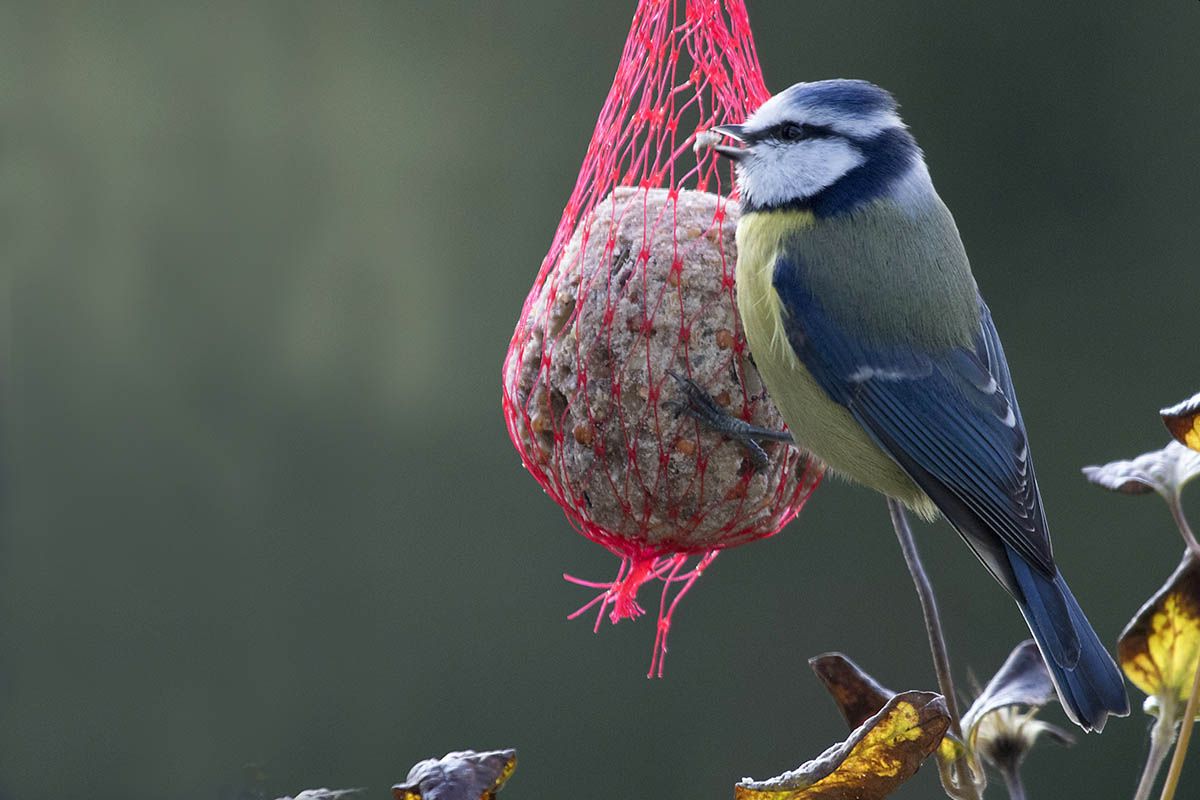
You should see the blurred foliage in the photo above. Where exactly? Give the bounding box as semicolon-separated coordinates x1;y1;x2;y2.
276;789;362;800
3;2;1200;799
1089;395;1200;800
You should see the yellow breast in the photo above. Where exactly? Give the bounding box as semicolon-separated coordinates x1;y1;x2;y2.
733;210;936;518
734;211;812;372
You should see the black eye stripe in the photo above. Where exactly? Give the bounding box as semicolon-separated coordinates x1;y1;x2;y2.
754;122;839;142
779;122;803;141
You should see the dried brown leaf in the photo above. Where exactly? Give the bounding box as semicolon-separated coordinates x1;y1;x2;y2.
393;750;517;800
809;653;895;730
1162;392;1200;453
734;692;949;800
276;791;363;800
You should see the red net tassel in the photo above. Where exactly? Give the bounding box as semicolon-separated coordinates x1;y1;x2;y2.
502;0;823;676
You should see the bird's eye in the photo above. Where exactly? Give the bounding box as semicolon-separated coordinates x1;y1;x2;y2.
779;122;805;141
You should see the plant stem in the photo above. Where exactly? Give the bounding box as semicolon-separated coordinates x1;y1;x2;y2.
1154;489;1200;800
999;766;1028;800
1159;656;1200;800
1134;712;1176;800
1167;493;1200;559
887;499;982;800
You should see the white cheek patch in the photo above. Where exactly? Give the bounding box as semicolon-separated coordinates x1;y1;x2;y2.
737;139;865;209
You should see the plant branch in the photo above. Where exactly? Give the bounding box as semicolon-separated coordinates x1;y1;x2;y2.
1134;711;1176;800
1159;657;1200;800
887;498;982;800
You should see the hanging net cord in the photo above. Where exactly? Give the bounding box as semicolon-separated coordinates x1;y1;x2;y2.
502;0;823;675
564;550;719;678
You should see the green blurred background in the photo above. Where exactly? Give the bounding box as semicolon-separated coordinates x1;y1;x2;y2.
4;1;1199;798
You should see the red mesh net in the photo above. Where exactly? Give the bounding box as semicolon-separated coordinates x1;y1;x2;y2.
502;0;823;676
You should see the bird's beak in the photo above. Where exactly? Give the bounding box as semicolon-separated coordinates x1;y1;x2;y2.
712;124;747;142
710;124;748;162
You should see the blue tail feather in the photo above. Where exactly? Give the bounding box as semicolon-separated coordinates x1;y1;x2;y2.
1009;548;1129;732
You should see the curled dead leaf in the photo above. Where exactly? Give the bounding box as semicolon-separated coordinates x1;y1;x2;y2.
1082;442;1200;499
393;750;517;800
734;691;949;800
276;791;363;800
1162;392;1200;453
960;640;1057;739
960;641;1073;776
809;653;895;730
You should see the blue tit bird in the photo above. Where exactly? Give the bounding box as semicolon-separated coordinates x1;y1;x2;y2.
709;79;1129;732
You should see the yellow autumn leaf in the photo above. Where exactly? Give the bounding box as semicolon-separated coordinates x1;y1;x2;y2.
807;654;965;770
735;692;949;800
1162;392;1200;453
1119;557;1200;707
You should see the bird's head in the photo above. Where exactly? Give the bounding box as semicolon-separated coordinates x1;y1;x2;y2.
712;79;927;216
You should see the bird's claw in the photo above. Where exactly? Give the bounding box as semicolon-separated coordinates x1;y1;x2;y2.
664;370;793;470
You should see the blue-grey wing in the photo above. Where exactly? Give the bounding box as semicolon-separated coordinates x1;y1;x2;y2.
772;257;1055;579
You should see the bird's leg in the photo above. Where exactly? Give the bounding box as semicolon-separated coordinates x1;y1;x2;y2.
663;370;793;468
887;499;984;800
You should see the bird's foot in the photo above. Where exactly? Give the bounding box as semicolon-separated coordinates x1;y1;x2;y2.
663;370;793;469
